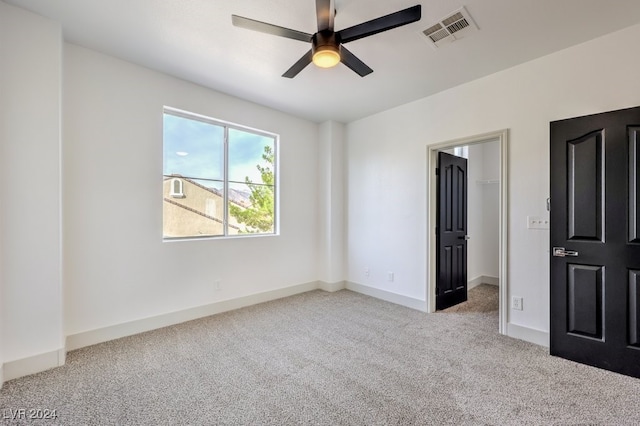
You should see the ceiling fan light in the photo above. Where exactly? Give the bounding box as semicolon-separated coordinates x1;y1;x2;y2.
312;45;340;68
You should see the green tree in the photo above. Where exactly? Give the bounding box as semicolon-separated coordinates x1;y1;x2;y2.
229;145;275;233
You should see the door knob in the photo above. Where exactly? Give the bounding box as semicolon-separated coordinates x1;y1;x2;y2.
458;235;470;240
553;247;578;257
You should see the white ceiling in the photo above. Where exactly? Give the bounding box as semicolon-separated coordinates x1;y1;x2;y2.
5;0;640;123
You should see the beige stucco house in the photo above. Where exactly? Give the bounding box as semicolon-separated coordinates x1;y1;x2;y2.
163;176;246;237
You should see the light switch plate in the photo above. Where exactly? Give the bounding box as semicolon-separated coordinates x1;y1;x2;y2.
527;216;549;230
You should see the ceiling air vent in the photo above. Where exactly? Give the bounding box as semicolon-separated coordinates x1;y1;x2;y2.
422;6;478;48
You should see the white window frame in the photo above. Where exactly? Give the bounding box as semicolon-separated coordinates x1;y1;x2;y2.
163;106;279;240
169;178;185;198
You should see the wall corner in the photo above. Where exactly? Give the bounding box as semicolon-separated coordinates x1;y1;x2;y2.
318;280;346;292
318;120;347;284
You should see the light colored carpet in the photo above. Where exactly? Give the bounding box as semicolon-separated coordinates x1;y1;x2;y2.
440;283;499;313
2;289;640;425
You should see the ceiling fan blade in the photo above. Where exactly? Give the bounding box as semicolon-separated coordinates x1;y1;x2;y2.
337;4;421;44
340;46;373;77
282;50;313;78
316;0;335;32
232;15;312;42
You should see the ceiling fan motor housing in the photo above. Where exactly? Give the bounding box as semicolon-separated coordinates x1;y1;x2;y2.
312;31;341;68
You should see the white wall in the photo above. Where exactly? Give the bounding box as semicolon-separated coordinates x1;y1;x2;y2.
0;2;64;379
346;22;640;339
0;4;4;386
63;44;320;337
467;144;484;283
481;141;500;279
318;121;345;285
467;141;500;284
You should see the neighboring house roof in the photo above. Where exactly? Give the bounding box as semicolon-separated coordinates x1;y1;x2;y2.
163;196;240;231
163;175;247;231
164;175;250;208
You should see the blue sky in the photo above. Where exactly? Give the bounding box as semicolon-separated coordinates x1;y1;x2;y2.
163;113;274;186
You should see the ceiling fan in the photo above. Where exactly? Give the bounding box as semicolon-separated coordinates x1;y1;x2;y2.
231;0;422;78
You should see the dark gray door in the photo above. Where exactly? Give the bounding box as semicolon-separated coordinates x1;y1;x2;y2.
436;151;468;310
550;105;640;378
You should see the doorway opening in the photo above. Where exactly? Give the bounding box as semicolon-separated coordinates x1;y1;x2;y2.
427;129;509;334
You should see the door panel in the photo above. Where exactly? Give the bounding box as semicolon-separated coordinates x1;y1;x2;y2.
442;246;452;294
436;152;468;310
630;128;640;243
567;130;604;241
550;105;640;378
567;264;603;339
444;165;453;231
455;166;466;232
629;270;640;347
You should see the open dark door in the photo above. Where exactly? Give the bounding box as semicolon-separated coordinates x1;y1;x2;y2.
436;151;469;310
550;105;640;378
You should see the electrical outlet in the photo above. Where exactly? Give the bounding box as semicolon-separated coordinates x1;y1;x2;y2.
387;272;394;282
213;280;221;291
364;268;370;277
512;296;523;311
527;216;549;230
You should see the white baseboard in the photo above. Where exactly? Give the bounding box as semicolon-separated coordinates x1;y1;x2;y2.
468;275;499;289
3;348;66;382
507;322;549;347
345;281;428;312
67;280;321;351
318;280;346;292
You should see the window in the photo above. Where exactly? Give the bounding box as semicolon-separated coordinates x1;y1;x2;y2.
169;178;185;198
162;108;277;239
454;146;469;159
